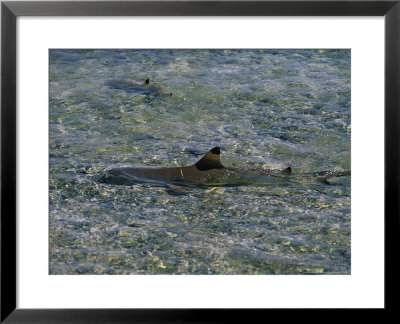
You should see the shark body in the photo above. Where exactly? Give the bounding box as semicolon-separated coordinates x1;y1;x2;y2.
105;78;173;96
102;147;350;186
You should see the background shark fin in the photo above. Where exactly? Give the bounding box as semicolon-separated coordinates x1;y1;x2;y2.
281;167;292;174
195;147;224;171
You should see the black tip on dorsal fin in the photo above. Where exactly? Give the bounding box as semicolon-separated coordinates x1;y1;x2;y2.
195;147;224;171
144;78;150;85
281;167;291;174
210;147;220;155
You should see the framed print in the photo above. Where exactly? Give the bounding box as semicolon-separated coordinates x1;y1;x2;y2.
1;0;399;322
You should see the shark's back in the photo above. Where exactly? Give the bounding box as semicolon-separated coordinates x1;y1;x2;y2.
105;78;172;96
118;165;222;184
101;147;349;187
103;147;224;185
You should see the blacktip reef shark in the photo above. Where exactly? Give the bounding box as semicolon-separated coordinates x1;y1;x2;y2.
101;147;350;187
105;78;173;96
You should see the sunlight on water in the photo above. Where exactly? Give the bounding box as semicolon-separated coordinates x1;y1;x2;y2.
49;49;350;274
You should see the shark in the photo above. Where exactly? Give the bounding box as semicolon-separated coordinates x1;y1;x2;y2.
105;78;173;96
101;147;350;187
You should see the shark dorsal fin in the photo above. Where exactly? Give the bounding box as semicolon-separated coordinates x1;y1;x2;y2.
281;167;291;174
144;78;150;85
195;147;224;171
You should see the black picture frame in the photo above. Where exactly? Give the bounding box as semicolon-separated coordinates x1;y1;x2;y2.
1;1;399;322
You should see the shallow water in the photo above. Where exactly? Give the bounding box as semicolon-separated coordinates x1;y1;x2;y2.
49;49;351;274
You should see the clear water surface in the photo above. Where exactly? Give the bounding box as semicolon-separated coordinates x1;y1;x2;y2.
49;49;351;275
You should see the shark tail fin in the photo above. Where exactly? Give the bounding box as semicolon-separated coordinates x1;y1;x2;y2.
281;167;292;174
316;170;351;183
195;147;225;171
339;170;351;177
325;170;351;179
